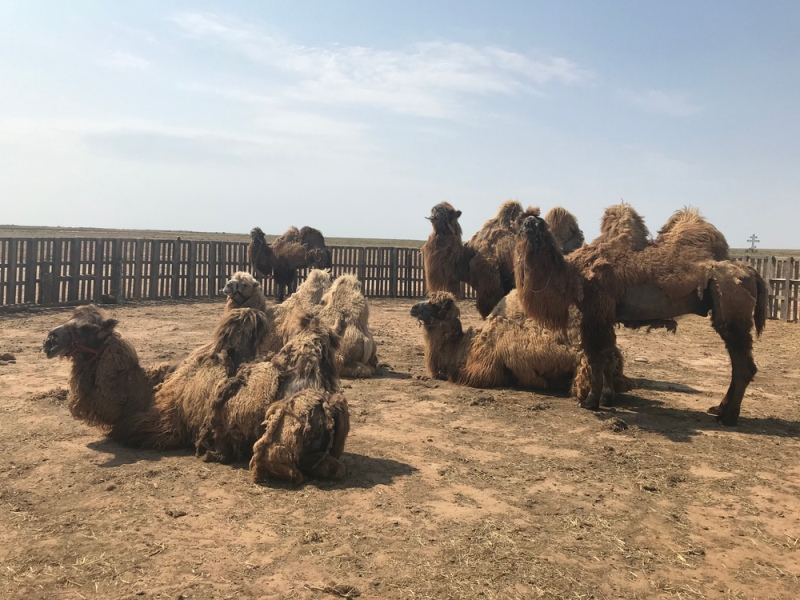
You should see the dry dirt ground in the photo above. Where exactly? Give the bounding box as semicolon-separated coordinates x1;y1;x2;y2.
1;298;799;600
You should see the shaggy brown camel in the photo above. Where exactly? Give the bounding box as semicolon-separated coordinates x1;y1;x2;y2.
422;202;585;319
43;305;349;483
223;270;379;373
421;202;506;318
413;291;632;397
317;274;378;378
411;291;577;390
543;206;585;254
249;226;332;302
514;204;768;425
466;200;524;294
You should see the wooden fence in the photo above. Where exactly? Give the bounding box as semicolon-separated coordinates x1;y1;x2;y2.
0;237;795;322
0;238;429;310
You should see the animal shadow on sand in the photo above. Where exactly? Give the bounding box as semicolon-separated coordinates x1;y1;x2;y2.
595;392;800;443
258;453;417;490
87;440;417;489
372;366;413;380
87;440;193;467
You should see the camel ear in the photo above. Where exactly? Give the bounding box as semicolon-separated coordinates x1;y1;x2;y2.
455;210;462;218
98;318;118;339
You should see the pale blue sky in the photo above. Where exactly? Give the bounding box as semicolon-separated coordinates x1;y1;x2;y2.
2;1;799;246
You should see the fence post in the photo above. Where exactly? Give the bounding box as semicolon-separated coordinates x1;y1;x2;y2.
93;240;105;302
50;239;63;303
172;240;181;299
110;239;123;302
389;247;398;298
188;241;197;299
24;239;37;303
68;241;80;301
133;240;144;300
149;242;160;299
208;242;218;297
783;257;794;322
7;239;18;304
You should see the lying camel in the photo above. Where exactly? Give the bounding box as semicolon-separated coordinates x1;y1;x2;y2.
222;270;378;378
411;291;631;396
43;305;349;483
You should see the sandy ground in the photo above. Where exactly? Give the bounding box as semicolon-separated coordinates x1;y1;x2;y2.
0;298;798;600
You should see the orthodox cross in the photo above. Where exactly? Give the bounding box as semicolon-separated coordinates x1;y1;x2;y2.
747;234;760;252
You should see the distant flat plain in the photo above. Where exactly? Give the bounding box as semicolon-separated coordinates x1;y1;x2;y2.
0;225;425;248
2;225;798;255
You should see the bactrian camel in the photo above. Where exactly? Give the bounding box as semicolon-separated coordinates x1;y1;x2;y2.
515;204;767;425
412;291;631;398
248;226;332;302
43;305;349;484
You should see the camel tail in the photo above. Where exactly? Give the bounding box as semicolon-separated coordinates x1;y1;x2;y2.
754;270;768;338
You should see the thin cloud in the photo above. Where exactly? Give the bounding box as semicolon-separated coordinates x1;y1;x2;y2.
620;89;702;117
98;51;151;71
172;12;589;118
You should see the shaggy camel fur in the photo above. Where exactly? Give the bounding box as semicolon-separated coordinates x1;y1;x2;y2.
466;200;524;293
250;389;349;484
421;202;506;318
515;205;768;425
43;306;349;483
414;291;632;397
590;202;651;251
221;269;376;379
412;291;576;390
544;207;585;254
317;274;378;378
249;226;332;302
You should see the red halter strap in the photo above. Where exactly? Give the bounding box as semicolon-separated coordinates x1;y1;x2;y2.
66;326;101;364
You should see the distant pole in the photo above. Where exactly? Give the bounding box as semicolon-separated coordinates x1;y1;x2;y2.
747;234;760;253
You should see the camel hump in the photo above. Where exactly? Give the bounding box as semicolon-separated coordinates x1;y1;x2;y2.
656;207;730;260
594;202;650;251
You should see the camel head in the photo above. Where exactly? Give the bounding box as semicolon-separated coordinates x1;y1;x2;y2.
211;308;274;370
222;272;262;307
426;202;463;237
517;208;554;252
43;305;118;361
410;292;460;329
250;227;267;244
545;206;585;254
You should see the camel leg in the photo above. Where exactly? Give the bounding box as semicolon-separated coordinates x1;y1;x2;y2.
601;357;616;407
579;308;615;411
708;324;757;426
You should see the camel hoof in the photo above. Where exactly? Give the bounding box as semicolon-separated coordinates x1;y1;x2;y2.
707;405;722;416
600;390;615;407
579;394;600;411
715;413;739;427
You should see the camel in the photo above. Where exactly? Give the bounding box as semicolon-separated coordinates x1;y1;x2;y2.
249;226;332;302
413;291;632;397
421;202;506;318
543;206;586;254
514;204;768;425
466;200;525;294
422;202;585;318
317;274;379;378
43;305;349;483
221;270;376;378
